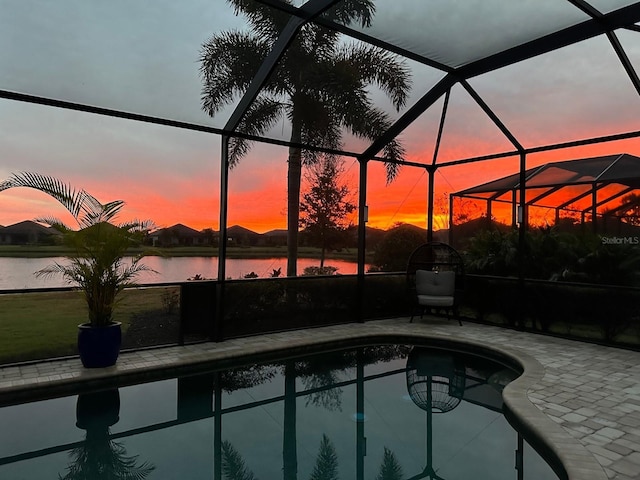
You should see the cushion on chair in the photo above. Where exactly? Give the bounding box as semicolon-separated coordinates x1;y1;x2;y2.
415;270;455;308
415;270;456;296
416;294;454;307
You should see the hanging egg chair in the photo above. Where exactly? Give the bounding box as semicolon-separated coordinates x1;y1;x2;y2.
406;347;466;413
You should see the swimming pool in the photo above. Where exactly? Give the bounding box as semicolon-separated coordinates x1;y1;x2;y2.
0;344;559;479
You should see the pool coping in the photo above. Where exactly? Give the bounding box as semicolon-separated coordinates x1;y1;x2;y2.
0;320;611;480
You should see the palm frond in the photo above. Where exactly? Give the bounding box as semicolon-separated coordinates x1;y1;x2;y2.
34;216;72;232
338;44;411;111
100;200;125;222
227;0;291;40
221;440;258;480
200;0;407;197
230;95;286;166
59;436;155;480
382;140;406;183
34;262;73;280
324;0;376;28
298;23;340;62
1;171;158;326
298;98;344;158
200;31;272;115
116;219;156;234
340;102;405;182
0;172;94;221
302;370;343;411
114;258;158;288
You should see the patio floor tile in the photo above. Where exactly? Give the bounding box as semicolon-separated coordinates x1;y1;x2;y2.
2;318;640;480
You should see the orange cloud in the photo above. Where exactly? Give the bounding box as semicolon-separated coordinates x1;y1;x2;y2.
3;131;640;234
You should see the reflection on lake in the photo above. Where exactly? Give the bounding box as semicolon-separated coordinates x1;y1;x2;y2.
0;256;362;290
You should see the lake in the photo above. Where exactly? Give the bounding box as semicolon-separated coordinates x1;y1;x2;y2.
0;256;362;290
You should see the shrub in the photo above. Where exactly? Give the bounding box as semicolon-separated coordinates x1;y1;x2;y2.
370;224;426;272
302;266;339;276
161;288;180;314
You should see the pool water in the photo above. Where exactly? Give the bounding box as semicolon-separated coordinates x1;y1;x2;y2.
0;345;559;480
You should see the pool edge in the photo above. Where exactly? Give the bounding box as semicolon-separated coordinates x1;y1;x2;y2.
0;323;608;480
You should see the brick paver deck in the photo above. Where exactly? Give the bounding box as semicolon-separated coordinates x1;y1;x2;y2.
1;318;639;480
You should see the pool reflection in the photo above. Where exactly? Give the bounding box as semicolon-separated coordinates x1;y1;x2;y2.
0;345;558;480
58;389;155;480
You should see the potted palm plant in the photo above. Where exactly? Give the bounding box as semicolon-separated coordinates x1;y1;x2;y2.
0;172;156;368
60;389;155;479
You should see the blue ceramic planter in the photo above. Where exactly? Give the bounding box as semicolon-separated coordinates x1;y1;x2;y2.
75;389;121;429
77;322;122;368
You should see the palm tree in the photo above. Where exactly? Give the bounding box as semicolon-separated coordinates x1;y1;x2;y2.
59;433;155;480
59;390;155;480
0;172;155;327
200;0;410;276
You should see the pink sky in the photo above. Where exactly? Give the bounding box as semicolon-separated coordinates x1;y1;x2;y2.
4;134;640;233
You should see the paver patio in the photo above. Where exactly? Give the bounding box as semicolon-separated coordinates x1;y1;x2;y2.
1;318;639;480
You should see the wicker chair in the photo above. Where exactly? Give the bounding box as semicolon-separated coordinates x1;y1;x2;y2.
407;242;464;325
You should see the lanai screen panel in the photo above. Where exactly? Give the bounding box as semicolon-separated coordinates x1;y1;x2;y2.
1;0;640;161
599;155;640;185
534;185;593;210
453;155;640;223
230;13;445;151
0;0;242;128
321;0;590;68
587;0;640;13
458;155;640;193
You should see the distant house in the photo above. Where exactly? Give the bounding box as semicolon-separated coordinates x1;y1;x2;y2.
261;229;287;247
227;225;262;246
150;223;211;247
0;221;61;245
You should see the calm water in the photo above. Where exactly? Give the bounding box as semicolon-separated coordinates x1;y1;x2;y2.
0;346;557;480
0;345;559;480
0;256;362;290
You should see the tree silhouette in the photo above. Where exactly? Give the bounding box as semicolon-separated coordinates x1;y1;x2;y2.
309;435;339;480
300;157;356;268
375;447;404;480
220;435;339;480
370;223;425;272
200;0;410;276
301;369;343;411
603;192;640;226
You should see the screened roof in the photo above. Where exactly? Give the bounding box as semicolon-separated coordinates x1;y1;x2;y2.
452;153;640;216
456;154;640;196
3;0;640;168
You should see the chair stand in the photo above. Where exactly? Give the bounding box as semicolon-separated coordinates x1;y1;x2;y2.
410;306;462;326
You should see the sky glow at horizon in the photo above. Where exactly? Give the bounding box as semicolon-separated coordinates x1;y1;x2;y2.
3;1;640;233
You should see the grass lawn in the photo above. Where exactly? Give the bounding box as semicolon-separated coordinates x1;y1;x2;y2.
0;287;177;364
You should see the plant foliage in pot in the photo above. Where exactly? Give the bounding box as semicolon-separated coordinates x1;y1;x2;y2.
0;172;156;368
60;388;155;480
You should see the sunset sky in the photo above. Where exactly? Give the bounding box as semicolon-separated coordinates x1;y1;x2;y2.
2;1;640;233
